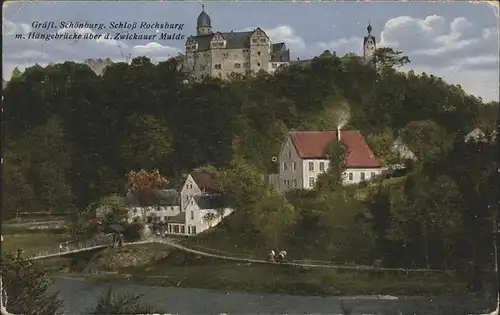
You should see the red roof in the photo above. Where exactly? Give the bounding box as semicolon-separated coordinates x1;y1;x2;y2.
289;130;380;168
191;171;217;191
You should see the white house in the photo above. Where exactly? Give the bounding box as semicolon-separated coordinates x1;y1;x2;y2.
123;189;181;224
183;195;233;235
465;127;487;143
391;136;416;161
270;130;382;192
120;170;233;236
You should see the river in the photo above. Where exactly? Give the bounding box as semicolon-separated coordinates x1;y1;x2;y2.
47;277;495;315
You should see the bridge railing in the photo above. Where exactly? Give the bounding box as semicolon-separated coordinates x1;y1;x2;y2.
23;233;114;260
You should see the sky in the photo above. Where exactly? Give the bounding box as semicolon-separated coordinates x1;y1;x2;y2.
2;1;499;102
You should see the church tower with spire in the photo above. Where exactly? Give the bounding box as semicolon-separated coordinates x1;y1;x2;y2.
363;22;376;66
196;5;213;36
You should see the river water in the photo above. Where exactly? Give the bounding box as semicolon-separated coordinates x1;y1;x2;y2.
47;277;495;315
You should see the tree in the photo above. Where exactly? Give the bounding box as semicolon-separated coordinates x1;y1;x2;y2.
11;67;22;80
99;194;129;225
1;162;35;219
1;254;62;315
399;120;452;167
389;174;462;269
374;47;410;69
315;139;348;194
119;114;172;170
217;161;267;209
251;192;298;248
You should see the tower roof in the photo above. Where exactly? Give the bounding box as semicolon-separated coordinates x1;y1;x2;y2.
197;5;211;28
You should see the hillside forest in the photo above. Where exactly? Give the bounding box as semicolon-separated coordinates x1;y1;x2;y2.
2;48;499;291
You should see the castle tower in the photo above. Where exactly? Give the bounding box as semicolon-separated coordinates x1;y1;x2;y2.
196;5;212;36
363;22;376;66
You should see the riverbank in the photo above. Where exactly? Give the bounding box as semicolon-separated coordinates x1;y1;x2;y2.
38;243;470;297
47;277;493;315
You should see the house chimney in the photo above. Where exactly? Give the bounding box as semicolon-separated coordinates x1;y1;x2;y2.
337;127;341;142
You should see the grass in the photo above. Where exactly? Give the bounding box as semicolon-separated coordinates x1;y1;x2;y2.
112;250;469;296
1;229;70;254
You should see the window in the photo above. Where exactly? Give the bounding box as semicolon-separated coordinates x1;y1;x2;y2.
169;225;172;233
192;226;197;234
292;162;297;171
181;226;185;234
190;211;194;220
319;162;325;171
282;162;288;171
309;162;314;171
272;63;277;68
287;151;292;159
188;226;191;234
260;38;266;43
252;38;258;43
234;63;241;68
214;64;221;69
348;173;353;181
292;178;297;188
257;62;261;67
257;51;261;56
163;216;168;221
147;216;152;223
283;180;287;187
371;172;375;178
360;172;366;181
308;177;315;188
243;62;250;68
174;225;179;233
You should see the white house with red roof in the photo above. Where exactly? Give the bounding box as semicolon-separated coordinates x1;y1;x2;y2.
271;130;382;192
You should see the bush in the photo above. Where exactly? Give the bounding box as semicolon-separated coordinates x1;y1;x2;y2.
89;287;157;314
123;218;144;242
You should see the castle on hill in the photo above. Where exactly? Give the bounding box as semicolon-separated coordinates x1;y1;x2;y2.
183;6;376;78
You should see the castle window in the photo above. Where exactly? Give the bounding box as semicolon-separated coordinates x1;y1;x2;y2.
214;64;221;69
257;62;261;67
243;62;250;68
234;63;241;69
257;51;261;56
252;38;258;43
260;38;266;43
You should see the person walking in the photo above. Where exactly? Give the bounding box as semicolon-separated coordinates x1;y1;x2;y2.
269;250;276;263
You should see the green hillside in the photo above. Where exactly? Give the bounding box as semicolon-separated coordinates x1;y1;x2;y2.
2;48;498;291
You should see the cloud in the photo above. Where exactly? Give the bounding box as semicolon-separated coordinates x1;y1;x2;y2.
375;14;498;101
264;25;306;51
313;14;498;101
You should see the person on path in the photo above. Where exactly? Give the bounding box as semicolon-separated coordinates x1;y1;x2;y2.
278;250;287;263
59;244;63;252
269;250;276;263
